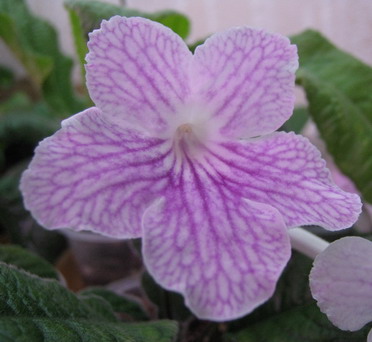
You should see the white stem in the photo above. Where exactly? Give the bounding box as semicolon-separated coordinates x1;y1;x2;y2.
288;228;330;259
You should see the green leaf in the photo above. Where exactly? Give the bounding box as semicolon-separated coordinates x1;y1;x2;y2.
0;263;178;341
227;304;369;342
0;318;178;342
188;38;208;53
0;13;53;89
65;0;190;38
149;11;190;39
0;65;15;90
281;106;309;133
80;287;148;321
67;8;89;83
292;30;372;202
0;245;58;280
0;262;111;319
0;0;84;115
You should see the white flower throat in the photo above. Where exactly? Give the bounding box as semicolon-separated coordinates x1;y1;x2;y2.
174;123;204;159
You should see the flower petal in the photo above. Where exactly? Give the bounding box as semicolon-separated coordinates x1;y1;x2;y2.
310;237;372;331
20;107;171;238
192;27;298;139
86;16;192;135
205;132;361;230
142;167;290;321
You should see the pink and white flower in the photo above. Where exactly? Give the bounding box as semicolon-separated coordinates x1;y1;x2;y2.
310;237;372;341
20;16;361;321
303;121;372;232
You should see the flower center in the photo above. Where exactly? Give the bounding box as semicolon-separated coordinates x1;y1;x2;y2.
174;123;204;159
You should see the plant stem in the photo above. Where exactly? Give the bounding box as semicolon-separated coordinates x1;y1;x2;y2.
288;228;329;259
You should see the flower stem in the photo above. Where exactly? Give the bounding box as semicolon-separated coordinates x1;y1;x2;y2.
288;228;329;259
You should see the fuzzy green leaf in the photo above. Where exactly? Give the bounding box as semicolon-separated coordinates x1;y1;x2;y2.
0;318;178;342
0;245;58;280
80;287;148;321
292;30;372;202
228;304;369;342
0;263;178;341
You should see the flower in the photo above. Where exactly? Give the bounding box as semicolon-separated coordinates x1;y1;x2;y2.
303;121;372;232
20;16;361;321
310;237;372;341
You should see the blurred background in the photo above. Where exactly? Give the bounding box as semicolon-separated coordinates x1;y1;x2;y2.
3;0;372;84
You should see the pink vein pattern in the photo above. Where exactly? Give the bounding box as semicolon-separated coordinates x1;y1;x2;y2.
21;107;172;238
193;27;298;139
20;16;362;321
143;163;290;320
206;133;361;230
86;16;192;135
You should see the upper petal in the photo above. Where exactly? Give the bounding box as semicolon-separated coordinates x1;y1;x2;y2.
142;161;290;321
86;16;192;136
192;27;298;139
204;132;361;230
20;107;171;238
310;237;372;331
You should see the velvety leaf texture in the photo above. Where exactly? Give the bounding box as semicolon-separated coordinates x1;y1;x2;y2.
79;287;148;321
228;304;369;342
292;30;372;202
0;263;178;341
0;319;178;342
0;262;113;320
0;0;84;115
0;245;58;280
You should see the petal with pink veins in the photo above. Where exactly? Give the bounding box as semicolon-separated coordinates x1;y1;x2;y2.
204;132;361;230
20;107;172;238
310;237;372;331
192;27;298;139
142;161;291;321
86;16;192;135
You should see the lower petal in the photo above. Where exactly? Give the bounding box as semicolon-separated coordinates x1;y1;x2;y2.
142;172;290;321
310;237;372;331
20;107;171;238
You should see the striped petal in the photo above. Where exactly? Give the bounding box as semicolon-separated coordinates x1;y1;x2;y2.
20;107;171;238
86;16;192;136
142;160;290;321
192;27;298;139
204;132;361;230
